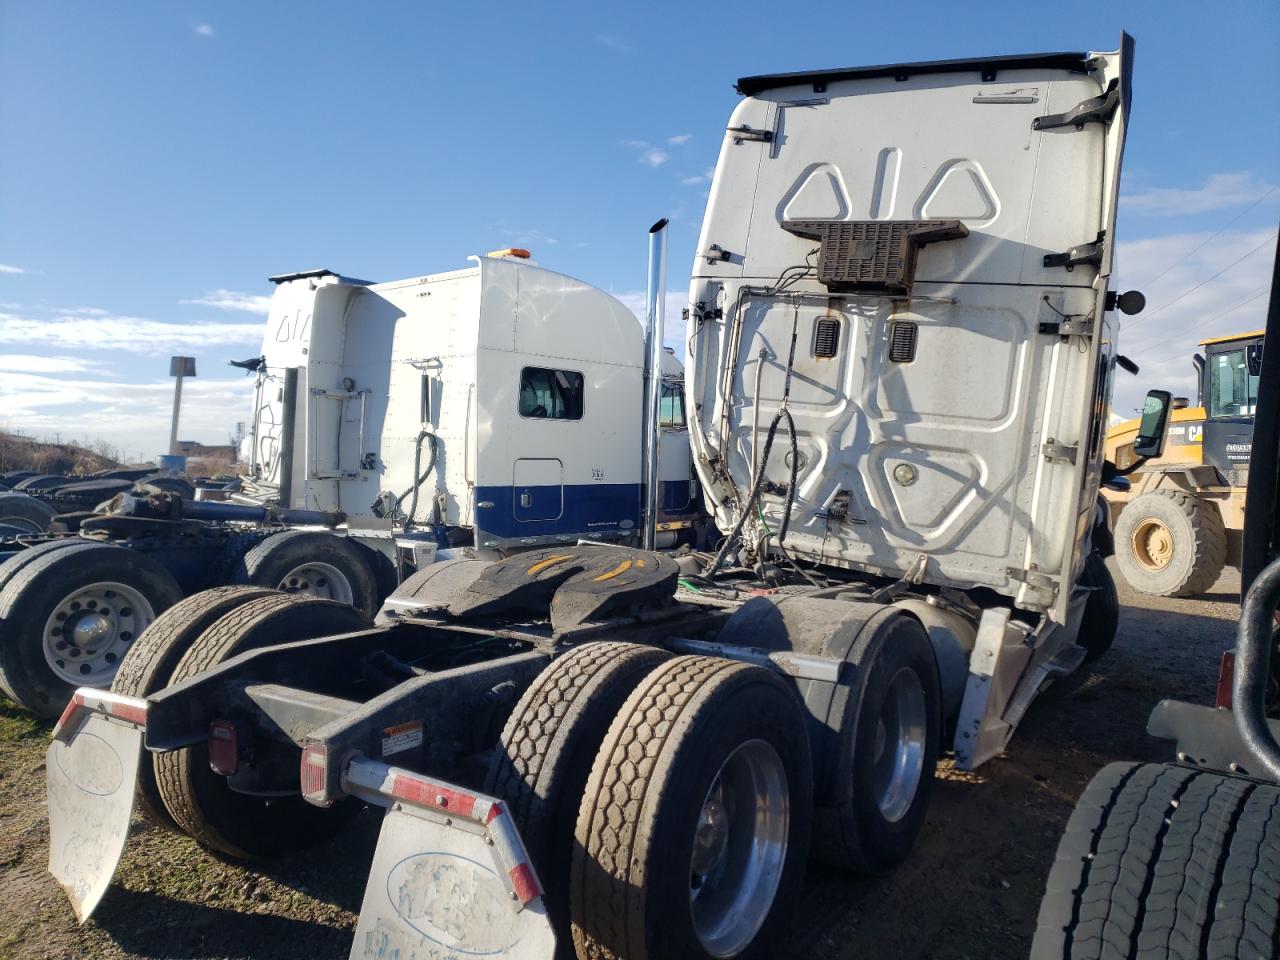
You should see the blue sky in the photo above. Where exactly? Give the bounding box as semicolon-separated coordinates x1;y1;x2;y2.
1;1;1277;459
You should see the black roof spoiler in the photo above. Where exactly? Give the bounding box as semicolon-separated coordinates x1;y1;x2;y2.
736;51;1091;97
268;268;374;286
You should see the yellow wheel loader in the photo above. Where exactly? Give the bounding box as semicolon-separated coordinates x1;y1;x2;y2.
1104;329;1263;595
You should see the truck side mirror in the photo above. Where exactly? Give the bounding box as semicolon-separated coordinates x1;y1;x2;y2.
1247;341;1264;377
1133;389;1172;460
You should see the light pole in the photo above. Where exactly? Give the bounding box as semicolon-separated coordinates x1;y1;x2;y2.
168;356;196;456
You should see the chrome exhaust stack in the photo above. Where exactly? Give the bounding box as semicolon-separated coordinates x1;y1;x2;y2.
642;218;669;552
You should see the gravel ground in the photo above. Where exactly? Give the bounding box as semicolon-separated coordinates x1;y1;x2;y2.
0;560;1239;960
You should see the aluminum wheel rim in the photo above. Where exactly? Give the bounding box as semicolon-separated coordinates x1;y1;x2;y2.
872;667;927;823
1131;517;1174;571
42;581;155;685
689;738;789;958
276;561;353;604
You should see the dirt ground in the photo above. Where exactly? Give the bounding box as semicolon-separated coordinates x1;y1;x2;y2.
0;560;1240;960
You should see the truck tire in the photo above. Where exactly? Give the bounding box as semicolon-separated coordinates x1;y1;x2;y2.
1114;490;1227;597
485;641;671;941
1077;552;1119;662
232;530;380;618
0;493;57;533
570;657;813;960
13;474;66;492
817;610;942;874
111;586;278;832
154;594;373;859
0;542;183;716
1032;761;1280;960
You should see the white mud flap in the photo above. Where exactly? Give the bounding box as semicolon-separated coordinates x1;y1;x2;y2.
345;758;556;960
46;689;147;922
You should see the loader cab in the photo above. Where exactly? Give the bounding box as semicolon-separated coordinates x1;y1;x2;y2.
1198;330;1264;486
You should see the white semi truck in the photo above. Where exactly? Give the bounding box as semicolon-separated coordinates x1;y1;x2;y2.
46;35;1165;960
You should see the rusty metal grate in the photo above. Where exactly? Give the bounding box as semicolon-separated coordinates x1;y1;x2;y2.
813;317;840;358
888;321;918;362
782;219;968;295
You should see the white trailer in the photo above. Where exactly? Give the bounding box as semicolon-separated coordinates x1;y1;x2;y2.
242;251;702;553
47;35;1172;960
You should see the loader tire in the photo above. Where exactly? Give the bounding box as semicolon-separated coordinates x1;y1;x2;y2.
0;492;57;533
232;529;381;618
1114;490;1227;597
111;586;278;832
484;641;671;944
570;657;812;960
0;542;183;716
1032;762;1280;960
154;594;373;859
1077;552;1120;662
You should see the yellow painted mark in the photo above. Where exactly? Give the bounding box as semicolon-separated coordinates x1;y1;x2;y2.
592;559;634;582
635;558;645;567
526;554;573;576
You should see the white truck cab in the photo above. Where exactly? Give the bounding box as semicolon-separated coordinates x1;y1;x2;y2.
246;252;702;554
688;43;1132;628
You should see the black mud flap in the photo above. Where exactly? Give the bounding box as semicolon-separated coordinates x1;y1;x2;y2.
445;546;679;630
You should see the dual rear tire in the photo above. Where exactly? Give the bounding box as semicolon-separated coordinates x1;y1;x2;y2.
488;628;941;959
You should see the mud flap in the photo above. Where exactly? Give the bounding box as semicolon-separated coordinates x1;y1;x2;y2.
46;690;147;922
346;758;556;960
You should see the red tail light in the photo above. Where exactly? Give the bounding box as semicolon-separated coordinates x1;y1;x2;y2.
208;720;239;776
300;743;331;806
1215;651;1235;710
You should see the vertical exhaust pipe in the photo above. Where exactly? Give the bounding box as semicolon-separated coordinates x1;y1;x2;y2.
642;218;669;552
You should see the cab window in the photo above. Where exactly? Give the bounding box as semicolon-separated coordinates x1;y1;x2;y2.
660;381;686;428
1208;349;1258;419
518;367;584;420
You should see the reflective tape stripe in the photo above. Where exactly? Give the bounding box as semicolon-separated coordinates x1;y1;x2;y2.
52;689;147;742
389;773;479;819
526;554;572;576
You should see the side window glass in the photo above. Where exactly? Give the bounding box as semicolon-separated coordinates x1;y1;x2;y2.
519;367;584;420
1209;350;1252;418
660;382;686;428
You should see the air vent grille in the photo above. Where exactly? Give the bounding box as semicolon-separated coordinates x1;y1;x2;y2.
813;317;840;358
889;321;918;362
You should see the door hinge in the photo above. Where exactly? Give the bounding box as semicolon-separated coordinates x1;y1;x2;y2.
726;124;773;144
1044;230;1105;271
1041;439;1078;465
703;243;736;265
1005;565;1057;592
1032;79;1120;131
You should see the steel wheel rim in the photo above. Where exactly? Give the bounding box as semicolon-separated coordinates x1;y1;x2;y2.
276;561;353;604
872;667;927;823
42;581;155;685
689;738;789;958
1131;517;1174;571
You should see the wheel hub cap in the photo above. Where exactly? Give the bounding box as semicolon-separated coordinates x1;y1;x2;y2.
276;561;353;605
43;582;156;686
1132;518;1174;571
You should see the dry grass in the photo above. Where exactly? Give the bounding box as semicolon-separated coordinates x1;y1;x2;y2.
0;431;121;476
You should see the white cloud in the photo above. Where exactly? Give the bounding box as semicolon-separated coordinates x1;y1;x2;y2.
1111;226;1275;415
594;33;630;53
0;373;253;454
194;23;215;37
681;167;715;186
0;354;107;375
668;134;692;145
0;308;263;354
180;289;272;313
500;227;559;248
623;140;670;168
1122;172;1277;216
0;264;26;275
